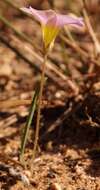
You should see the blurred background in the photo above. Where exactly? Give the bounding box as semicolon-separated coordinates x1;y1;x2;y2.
0;1;100;189
0;0;99;100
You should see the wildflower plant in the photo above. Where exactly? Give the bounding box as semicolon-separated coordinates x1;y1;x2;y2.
20;7;83;165
21;7;83;51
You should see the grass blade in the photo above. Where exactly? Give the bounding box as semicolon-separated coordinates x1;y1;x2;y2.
20;87;39;163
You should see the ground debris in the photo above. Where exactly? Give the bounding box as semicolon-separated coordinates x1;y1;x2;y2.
0;162;30;187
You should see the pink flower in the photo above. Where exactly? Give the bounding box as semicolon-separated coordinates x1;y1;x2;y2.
21;7;83;50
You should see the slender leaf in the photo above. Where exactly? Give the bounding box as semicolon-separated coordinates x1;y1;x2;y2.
20;86;39;163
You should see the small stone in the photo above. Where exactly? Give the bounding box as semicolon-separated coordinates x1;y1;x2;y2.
50;183;62;190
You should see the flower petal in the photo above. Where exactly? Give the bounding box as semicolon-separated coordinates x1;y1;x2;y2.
21;7;83;27
21;7;84;50
56;14;84;27
21;7;56;24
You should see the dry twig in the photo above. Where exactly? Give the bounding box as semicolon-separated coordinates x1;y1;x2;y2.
82;0;100;57
0;34;72;91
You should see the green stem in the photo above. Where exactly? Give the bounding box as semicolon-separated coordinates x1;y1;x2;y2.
20;87;39;164
32;53;48;161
